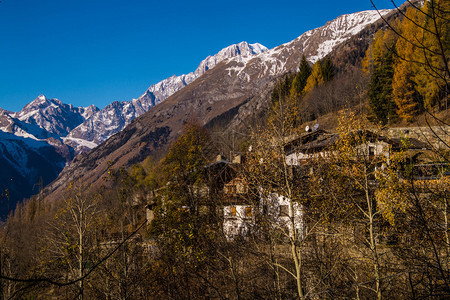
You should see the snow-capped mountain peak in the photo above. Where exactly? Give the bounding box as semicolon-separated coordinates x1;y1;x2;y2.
194;41;268;76
36;94;47;102
9;95;99;138
20;94;51;111
79;104;100;120
66;41;269;151
142;41;269;102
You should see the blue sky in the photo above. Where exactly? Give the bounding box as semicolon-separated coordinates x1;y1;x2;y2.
0;0;394;111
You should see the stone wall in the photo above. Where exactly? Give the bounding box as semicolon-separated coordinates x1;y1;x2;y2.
384;126;450;149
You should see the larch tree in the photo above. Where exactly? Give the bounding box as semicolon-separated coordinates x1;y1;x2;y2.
392;63;422;122
414;0;450;110
393;6;424;121
303;60;324;95
371;0;449;112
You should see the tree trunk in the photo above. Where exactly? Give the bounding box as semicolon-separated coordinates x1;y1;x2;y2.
366;170;381;300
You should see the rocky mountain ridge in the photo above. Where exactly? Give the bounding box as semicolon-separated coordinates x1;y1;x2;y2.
1;42;269;153
66;42;268;150
221;9;391;83
44;8;396;202
0;42;269;214
11;95;99;137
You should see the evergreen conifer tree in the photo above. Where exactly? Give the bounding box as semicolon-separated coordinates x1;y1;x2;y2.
297;55;312;92
368;50;397;124
289;55;312;101
321;56;335;82
365;29;398;124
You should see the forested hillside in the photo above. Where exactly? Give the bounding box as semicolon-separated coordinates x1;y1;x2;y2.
364;0;449;124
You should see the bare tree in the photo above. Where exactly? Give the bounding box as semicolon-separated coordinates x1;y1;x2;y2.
45;183;100;299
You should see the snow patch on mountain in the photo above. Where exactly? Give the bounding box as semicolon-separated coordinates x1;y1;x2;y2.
0;108;54;140
63;137;98;150
0;130;69;217
308;9;391;62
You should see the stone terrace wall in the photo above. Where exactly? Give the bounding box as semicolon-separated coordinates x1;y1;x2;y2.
384;126;450;149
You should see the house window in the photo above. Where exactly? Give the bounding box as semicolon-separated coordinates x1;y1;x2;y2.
230;206;237;216
280;205;289;217
245;206;252;217
225;184;237;194
369;146;375;159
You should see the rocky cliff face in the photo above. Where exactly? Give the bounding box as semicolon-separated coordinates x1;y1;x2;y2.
0;107;51;140
0;131;70;218
45;8;395;200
